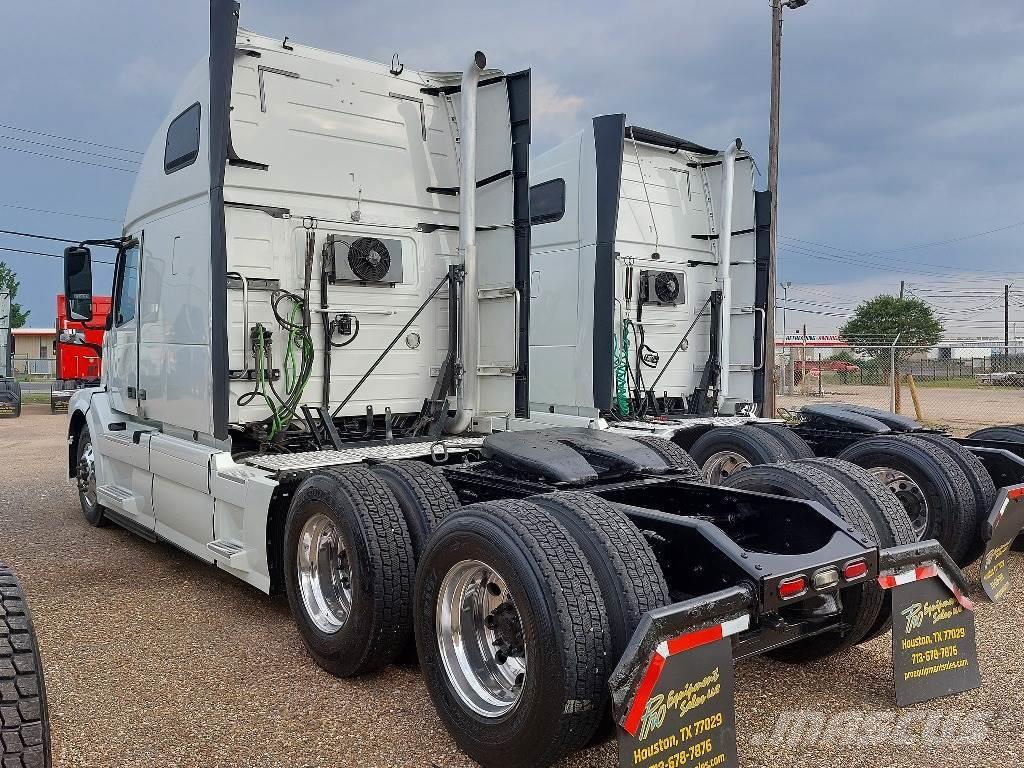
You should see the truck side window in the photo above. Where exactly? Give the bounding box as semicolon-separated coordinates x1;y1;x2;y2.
114;244;140;327
164;102;201;174
529;178;566;225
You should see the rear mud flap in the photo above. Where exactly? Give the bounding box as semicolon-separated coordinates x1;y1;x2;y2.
979;485;1024;601
51;392;72;414
877;545;980;707
610;587;752;768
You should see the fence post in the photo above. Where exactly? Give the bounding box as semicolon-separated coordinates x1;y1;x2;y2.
889;334;901;413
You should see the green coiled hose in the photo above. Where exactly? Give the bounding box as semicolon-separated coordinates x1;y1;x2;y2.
614;318;632;416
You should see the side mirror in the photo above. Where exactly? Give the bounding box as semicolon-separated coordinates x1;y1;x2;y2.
64;246;94;321
59;329;85;345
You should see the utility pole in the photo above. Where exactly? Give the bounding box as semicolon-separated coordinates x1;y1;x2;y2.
780;281;792;337
899;280;905;299
765;0;810;416
1005;284;1010;372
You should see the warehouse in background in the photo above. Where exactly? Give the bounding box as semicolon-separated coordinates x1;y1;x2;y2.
11;326;57;376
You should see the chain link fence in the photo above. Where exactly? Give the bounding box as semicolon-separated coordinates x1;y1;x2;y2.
12;358;56;377
775;344;1024;436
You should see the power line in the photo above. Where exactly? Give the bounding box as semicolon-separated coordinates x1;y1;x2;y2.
0;133;141;166
780;240;1024;283
0;202;120;223
0;245;115;266
781;218;1024;260
0;228;95;245
0;143;137;173
0;122;142;155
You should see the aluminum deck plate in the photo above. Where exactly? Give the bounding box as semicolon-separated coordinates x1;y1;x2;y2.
610;416;756;432
246;437;485;472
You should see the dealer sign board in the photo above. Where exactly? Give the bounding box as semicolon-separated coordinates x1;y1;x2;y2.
617;635;739;768
890;573;981;707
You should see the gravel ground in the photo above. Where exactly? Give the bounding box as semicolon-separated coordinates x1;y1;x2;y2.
779;384;1024;436
1;404;1022;768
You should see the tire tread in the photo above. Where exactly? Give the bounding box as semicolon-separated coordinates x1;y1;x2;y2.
0;565;50;768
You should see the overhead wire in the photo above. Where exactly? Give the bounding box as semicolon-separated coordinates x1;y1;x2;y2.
0;144;137;173
0;202;120;222
0;121;143;155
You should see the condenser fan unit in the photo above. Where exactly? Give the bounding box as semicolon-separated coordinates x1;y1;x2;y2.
326;235;404;285
640;270;684;306
654;272;680;304
348;238;391;282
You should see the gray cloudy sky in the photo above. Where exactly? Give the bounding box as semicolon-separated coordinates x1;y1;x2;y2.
2;0;1024;339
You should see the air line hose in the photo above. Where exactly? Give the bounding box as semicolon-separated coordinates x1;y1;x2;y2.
614;318;632;416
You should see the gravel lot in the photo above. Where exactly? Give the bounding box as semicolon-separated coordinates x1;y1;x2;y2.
1;404;1022;767
779;384;1024;436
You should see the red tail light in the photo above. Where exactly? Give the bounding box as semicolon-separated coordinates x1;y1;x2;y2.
843;560;868;580
1008;486;1024;501
779;575;808;600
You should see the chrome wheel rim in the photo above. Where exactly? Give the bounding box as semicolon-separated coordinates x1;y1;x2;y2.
872;467;929;539
702;450;751;484
297;513;353;634
77;438;97;509
437;560;527;718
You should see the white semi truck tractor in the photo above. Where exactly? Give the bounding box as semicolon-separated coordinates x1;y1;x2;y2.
527;117;1024;571
60;3;992;766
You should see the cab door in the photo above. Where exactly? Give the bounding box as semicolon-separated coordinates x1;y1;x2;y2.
107;237;142;416
94;234;155;534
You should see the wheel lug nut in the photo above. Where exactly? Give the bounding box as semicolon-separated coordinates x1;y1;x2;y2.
484;614;496;629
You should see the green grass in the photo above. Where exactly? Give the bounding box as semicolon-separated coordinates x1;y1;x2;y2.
912;378;991;390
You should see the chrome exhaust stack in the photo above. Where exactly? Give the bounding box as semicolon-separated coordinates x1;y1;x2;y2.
716;138;741;410
447;51;487;435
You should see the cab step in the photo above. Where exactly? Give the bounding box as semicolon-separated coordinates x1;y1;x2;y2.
96;484;142;515
207;539;249;569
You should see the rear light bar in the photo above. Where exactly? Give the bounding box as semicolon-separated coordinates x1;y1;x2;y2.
778;560;870;601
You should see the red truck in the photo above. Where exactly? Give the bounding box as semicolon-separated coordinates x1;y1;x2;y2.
52;294;111;413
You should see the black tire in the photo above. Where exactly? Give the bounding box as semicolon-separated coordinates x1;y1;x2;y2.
0;565;51;768
529;491;670;743
720;462;886;660
797;457;916;643
966;425;1024;443
369;461;460;558
752;423;815;459
688;426;793;484
283;466;414;677
838;435;977;565
74;423;107;527
626;435;701;477
529;492;670;664
370;461;461;661
415;499;610;768
912;434;996;566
